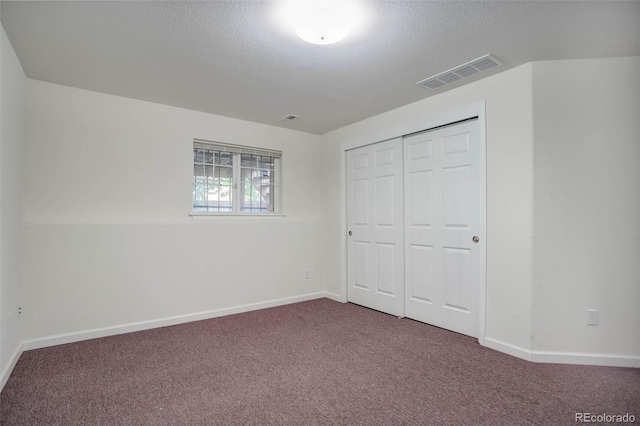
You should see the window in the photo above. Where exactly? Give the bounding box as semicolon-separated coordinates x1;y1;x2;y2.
192;140;281;214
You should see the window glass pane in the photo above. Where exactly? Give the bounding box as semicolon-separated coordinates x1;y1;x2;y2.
206;169;232;211
241;153;257;168
194;148;234;211
215;151;233;166
218;165;232;179
240;167;272;213
194;148;205;164
257;156;274;170
193;179;206;208
207;186;219;207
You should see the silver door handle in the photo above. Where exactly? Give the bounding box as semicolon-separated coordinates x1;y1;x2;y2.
348;231;352;236
472;236;479;243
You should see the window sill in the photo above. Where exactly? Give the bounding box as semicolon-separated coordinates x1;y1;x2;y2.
189;212;286;218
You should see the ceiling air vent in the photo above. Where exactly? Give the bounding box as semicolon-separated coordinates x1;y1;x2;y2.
417;54;501;91
278;114;300;122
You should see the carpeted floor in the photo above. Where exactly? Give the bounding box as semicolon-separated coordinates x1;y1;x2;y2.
1;299;639;425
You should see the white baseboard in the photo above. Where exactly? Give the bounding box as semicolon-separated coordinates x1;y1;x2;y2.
1;342;24;392
483;337;640;368
323;291;346;303
531;351;640;368
22;292;331;351
483;338;532;362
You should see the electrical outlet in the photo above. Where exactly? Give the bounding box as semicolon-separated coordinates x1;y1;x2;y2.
587;309;598;326
305;269;310;280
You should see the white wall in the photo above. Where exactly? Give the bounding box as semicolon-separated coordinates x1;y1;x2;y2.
1;25;26;382
21;80;326;341
322;64;536;351
532;57;640;358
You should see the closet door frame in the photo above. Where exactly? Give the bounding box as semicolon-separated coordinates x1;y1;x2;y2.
339;102;487;345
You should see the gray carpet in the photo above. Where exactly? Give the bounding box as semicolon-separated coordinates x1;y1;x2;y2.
1;299;639;425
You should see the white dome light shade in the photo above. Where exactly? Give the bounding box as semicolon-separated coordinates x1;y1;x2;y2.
288;2;360;45
295;7;349;45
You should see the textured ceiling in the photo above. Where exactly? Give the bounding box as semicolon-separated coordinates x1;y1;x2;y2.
1;1;639;135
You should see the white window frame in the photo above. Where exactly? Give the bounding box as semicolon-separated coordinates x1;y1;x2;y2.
191;139;282;216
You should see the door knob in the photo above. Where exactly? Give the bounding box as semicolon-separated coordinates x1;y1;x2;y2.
348;231;352;236
472;236;479;243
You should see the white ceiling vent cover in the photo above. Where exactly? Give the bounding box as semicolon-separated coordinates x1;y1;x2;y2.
417;54;501;91
278;114;300;122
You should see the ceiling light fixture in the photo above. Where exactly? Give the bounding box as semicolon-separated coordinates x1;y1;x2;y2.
288;2;360;45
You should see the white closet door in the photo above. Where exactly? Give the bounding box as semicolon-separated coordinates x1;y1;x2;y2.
404;119;480;337
346;138;404;317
